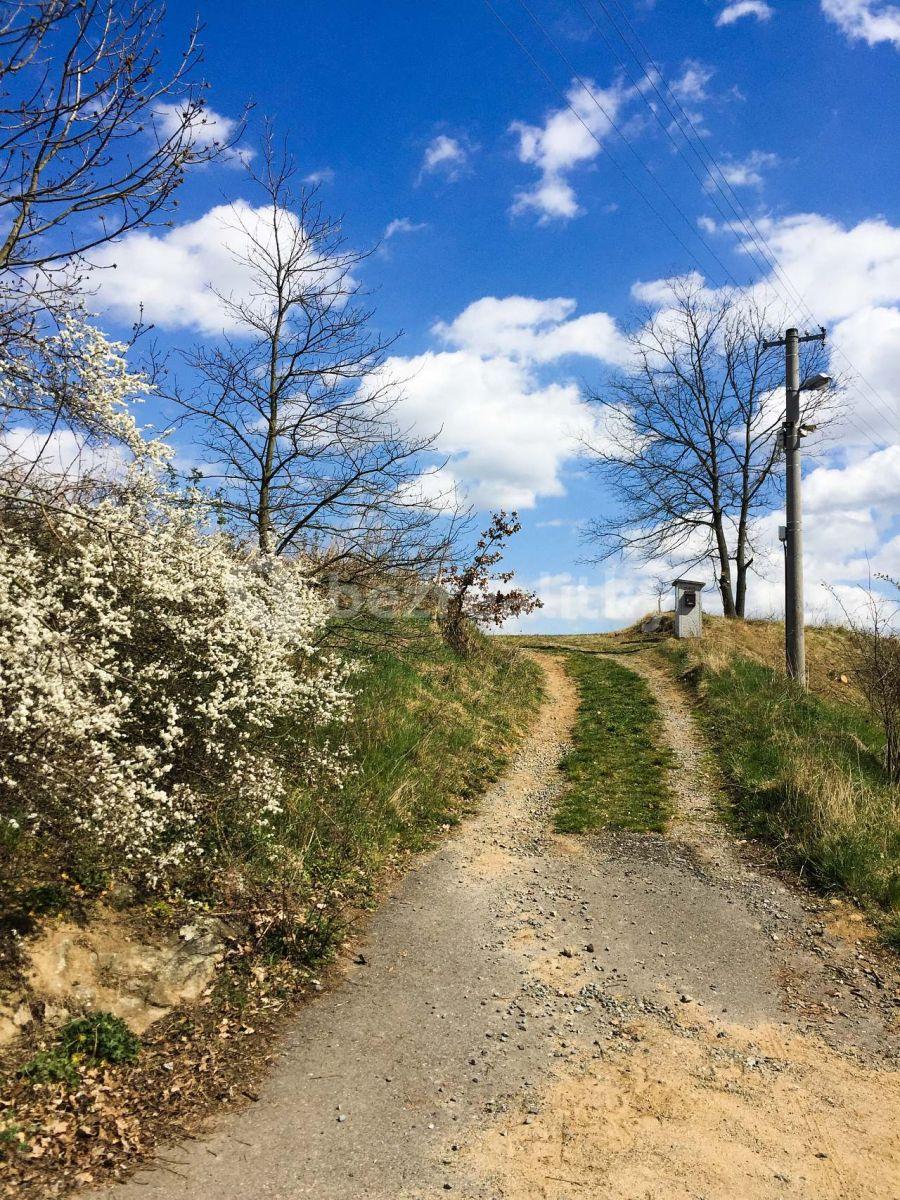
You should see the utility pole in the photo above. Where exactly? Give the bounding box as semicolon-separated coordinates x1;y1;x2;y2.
763;326;828;689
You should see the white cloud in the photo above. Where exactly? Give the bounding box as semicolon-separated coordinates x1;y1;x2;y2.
388;351;586;509
637;213;900;445
153;103;251;167
630;269;706;307
1;426;122;480
505;560;703;633
89;202;314;336
386;296;626;509
804;444;900;512
716;1;775;26
304;167;335;186
512;463;899;630
749;488;899;623
821;0;900;47
750;213;900;324
433;295;629;364
508;62;719;223
747;214;900;444
510;77;628;222
714;149;779;188
829;305;900;441
384;218;428;239
517;572;611;626
419;135;471;182
669;60;715;104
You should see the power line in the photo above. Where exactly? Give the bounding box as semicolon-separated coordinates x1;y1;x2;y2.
568;0;778;286
593;0;900;443
598;0;807;296
509;0;746;289
483;0;898;453
481;0;742;288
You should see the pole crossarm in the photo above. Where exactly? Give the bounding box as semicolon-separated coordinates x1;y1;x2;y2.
762;328;827;351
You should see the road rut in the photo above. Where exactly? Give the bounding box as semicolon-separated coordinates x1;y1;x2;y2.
89;650;900;1200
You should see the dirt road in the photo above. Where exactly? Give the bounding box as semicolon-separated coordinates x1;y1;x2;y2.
90;651;900;1200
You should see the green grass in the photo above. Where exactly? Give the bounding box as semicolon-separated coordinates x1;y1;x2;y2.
665;645;900;941
555;651;673;834
241;624;544;961
320;626;542;852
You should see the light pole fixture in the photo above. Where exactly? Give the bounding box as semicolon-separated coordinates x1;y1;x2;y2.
799;372;832;392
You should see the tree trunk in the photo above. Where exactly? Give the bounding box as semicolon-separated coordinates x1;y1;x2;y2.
258;488;273;555
735;562;749;620
712;514;737;618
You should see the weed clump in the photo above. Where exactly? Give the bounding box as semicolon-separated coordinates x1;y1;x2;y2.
58;1012;140;1065
19;1012;140;1090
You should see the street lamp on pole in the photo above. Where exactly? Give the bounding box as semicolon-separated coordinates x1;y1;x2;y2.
764;327;830;688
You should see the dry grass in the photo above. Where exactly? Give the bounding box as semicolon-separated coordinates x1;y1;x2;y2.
667;615;865;707
779;755;900;910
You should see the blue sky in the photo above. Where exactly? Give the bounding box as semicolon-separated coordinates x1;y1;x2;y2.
89;0;900;630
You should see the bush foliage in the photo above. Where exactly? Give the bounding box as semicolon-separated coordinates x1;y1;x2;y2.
0;475;351;891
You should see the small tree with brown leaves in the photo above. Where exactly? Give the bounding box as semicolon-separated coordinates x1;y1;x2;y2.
441;511;542;656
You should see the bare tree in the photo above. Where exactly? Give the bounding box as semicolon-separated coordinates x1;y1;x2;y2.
582;277;835;619
0;0;230;480
173;141;453;578
0;0;225;280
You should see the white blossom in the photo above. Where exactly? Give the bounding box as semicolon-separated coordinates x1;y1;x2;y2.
0;308;169;471
0;473;351;887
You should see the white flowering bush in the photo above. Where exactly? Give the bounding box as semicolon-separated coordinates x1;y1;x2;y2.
0;475;351;888
0;308;169;474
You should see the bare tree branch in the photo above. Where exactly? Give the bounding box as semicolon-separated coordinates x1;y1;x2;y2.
172;134;459;582
0;0;235;278
581;277;837;618
0;0;233;478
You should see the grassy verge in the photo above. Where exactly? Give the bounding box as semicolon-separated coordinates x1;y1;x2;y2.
270;625;544;944
661;623;900;942
555;651;673;834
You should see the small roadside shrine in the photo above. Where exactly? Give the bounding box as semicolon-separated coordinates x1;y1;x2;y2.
671;578;706;639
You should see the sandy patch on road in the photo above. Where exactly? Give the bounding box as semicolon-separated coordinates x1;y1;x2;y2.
472;1013;900;1199
528;952;589;992
470;847;518;879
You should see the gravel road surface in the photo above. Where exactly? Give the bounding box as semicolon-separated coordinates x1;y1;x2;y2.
89;650;900;1200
